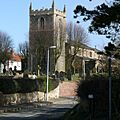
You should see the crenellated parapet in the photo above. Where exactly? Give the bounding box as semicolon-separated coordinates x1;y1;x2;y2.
54;9;66;18
30;8;53;16
30;8;66;18
29;1;66;18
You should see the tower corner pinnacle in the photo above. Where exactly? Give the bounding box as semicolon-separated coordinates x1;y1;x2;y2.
52;0;55;10
63;4;66;13
29;2;32;11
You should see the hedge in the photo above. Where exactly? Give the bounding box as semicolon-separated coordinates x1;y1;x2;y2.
0;76;59;94
77;74;120;119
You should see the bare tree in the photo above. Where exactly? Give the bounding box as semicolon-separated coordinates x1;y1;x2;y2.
18;41;29;71
0;31;13;68
67;22;88;42
66;21;89;74
18;41;29;56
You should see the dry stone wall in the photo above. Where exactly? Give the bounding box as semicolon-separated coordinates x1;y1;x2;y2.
0;86;59;105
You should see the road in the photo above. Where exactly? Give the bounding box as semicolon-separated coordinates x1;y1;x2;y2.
0;97;78;120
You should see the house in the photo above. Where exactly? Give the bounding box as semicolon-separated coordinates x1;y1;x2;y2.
65;41;102;77
0;52;22;73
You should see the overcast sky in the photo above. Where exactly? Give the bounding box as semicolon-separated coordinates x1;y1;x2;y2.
0;0;110;51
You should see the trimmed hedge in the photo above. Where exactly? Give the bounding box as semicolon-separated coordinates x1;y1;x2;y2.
0;76;59;94
77;74;120;119
77;75;108;112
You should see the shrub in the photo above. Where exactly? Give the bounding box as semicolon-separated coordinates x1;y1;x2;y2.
0;76;16;94
0;76;59;94
15;78;37;93
77;74;120;118
37;76;59;92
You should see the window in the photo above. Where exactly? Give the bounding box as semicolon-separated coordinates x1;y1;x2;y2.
78;48;81;56
40;17;44;29
90;52;92;57
38;18;40;30
71;46;74;55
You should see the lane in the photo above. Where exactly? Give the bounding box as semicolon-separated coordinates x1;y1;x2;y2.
0;97;78;120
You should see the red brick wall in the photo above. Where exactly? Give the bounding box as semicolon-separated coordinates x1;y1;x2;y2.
59;81;77;97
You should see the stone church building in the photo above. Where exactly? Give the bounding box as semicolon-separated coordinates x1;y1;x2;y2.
29;1;102;77
29;1;66;74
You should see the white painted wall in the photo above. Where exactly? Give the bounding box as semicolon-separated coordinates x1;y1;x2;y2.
8;60;21;71
0;60;22;73
0;64;4;73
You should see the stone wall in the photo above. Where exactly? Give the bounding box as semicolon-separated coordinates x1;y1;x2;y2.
0;81;78;105
0;86;59;105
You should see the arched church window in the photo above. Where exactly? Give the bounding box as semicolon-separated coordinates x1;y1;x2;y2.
38;18;40;30
40;17;44;29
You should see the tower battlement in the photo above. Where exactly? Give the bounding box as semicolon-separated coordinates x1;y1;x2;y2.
30;8;53;15
30;1;66;17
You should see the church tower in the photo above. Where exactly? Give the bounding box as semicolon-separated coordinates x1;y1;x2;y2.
29;1;66;73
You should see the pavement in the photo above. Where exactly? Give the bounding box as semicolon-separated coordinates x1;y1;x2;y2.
0;97;78;120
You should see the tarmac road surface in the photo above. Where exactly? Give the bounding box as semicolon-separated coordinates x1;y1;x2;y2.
0;97;78;120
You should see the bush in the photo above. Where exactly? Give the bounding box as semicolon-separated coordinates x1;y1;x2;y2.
77;75;108;112
0;76;17;94
0;76;59;94
15;78;37;93
77;74;120;118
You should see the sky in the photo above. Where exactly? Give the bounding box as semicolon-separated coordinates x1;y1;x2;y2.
0;0;110;51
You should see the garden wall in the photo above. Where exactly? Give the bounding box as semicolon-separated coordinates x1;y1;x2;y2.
0;86;59;105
